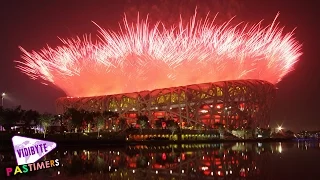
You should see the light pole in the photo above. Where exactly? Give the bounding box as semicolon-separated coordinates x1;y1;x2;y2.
1;93;5;107
277;125;284;133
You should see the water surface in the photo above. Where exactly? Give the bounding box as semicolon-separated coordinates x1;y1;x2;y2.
1;141;319;180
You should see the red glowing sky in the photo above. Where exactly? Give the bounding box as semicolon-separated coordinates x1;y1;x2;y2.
16;13;301;97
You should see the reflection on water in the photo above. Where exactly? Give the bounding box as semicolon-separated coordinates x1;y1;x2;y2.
1;141;320;179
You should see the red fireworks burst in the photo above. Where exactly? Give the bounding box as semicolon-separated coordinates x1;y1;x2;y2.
16;13;302;97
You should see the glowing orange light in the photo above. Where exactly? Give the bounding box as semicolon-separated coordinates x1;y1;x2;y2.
16;13;302;97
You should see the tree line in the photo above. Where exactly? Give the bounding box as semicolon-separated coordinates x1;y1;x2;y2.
0;106;121;135
0;106;181;134
0;106;55;137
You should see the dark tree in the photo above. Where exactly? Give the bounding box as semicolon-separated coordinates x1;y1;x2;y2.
166;119;177;127
137;115;150;129
39;113;54;138
119;117;128;130
137;155;149;168
285;130;295;137
83;111;95;132
166;119;179;135
96;115;105;138
102;111;119;130
155;118;165;129
22;109;40;133
102;111;119;119
64;108;85;132
0;106;24;132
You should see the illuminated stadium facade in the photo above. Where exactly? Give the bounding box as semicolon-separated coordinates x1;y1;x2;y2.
56;79;276;129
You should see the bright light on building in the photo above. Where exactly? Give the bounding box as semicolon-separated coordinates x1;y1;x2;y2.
201;166;209;171
200;110;208;113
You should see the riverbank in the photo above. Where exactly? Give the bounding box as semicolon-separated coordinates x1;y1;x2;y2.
0;132;295;151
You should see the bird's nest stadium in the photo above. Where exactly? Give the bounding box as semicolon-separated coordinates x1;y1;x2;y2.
55;79;276;129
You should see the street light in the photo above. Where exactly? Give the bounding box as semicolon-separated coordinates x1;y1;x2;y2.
277;125;283;132
1;93;5;107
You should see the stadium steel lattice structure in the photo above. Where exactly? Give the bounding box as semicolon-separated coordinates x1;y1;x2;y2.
56;79;276;129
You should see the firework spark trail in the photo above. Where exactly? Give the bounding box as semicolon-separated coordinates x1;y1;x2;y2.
16;13;302;97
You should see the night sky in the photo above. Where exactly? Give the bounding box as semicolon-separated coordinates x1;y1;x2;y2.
1;0;319;132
